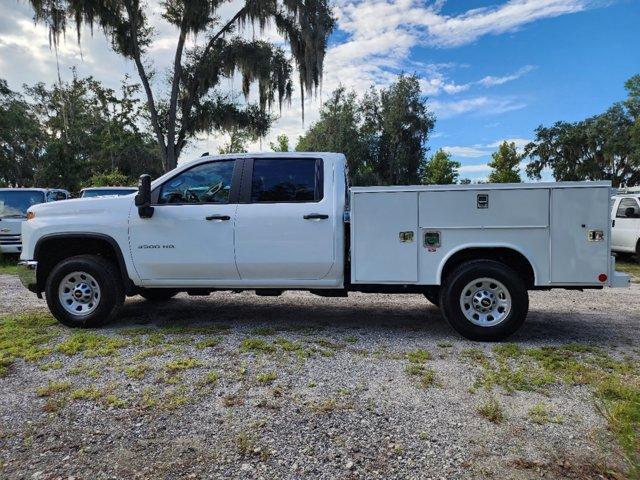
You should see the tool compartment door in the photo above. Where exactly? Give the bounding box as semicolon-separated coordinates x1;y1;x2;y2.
550;187;610;284
351;192;418;283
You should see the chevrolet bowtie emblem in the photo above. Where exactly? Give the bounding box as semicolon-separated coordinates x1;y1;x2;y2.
0;228;10;233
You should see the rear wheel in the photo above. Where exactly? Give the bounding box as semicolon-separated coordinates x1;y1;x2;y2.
45;255;124;328
440;260;528;341
139;289;179;302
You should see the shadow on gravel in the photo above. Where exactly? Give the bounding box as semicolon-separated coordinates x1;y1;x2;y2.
110;293;639;347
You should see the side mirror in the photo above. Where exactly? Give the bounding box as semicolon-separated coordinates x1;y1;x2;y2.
135;174;154;218
624;207;636;218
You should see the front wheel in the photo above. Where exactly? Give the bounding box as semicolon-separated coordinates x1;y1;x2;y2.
45;255;124;328
439;260;528;341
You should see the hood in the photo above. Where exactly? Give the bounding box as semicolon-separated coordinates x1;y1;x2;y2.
0;217;22;235
28;195;133;218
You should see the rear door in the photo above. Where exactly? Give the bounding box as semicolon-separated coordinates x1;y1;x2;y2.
234;157;335;281
550;187;610;283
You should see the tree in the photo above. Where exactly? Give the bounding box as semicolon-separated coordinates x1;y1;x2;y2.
488;141;521;183
422;149;460;185
525;75;640;187
270;134;290;152
30;0;335;172
297;75;435;185
218;129;252;154
87;169;133;187
296;86;374;184
0;80;44;187
25;73;162;191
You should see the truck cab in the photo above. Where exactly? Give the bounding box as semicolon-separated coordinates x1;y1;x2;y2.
17;153;628;341
611;194;640;256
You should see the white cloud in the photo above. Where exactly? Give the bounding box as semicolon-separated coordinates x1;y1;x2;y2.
477;65;536;87
458;163;492;173
443;146;490;158
431;96;527;118
443;137;532;158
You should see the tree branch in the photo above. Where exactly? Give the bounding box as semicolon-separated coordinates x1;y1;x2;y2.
123;0;166;164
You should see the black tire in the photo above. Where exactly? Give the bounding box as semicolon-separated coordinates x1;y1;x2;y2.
423;287;440;307
439;260;528;341
45;255;124;328
139;289;179;302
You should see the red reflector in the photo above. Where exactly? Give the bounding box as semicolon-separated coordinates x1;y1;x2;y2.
598;273;608;282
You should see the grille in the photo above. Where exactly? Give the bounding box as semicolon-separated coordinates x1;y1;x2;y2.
0;234;21;245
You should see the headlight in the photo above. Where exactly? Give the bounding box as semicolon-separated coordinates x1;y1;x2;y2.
26;211;35;220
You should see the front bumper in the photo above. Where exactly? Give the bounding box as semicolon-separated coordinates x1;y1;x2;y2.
17;260;38;293
0;244;22;254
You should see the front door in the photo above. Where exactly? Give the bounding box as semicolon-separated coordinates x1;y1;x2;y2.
129;159;241;282
612;197;640;252
234;157;335;281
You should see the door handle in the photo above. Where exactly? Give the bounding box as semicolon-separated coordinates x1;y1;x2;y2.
205;215;230;221
303;214;329;220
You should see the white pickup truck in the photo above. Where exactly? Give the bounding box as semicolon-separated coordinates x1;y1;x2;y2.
18;153;629;341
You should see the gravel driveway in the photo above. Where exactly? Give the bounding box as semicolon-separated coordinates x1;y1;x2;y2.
0;273;638;479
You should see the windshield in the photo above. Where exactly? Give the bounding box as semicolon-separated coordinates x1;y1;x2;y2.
81;189;135;198
0;191;46;218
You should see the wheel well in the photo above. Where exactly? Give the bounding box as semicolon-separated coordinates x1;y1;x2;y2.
441;248;535;288
34;235;131;293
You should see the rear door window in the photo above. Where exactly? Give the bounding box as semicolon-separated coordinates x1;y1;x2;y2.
250;159;322;203
616;198;640;218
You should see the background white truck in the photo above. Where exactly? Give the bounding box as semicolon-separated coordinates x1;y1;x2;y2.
18;153;628;341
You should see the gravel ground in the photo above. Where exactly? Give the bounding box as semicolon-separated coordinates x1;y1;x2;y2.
0;273;638;479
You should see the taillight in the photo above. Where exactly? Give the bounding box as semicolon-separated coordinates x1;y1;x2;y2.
598;273;608;283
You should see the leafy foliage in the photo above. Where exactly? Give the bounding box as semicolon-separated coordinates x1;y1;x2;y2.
28;0;335;171
270;133;290;152
488;141;521;183
0;74;162;191
86;169;134;187
297;75;435;185
525;75;640;187
422;149;460;185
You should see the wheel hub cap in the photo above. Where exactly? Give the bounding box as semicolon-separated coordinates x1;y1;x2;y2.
459;277;511;327
58;271;101;317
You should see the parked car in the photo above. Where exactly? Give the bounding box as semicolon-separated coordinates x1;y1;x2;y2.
611;194;640;256
17;153;629;341
0;188;69;254
79;187;138;198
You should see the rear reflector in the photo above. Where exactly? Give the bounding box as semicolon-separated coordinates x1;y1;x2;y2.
598;273;608;283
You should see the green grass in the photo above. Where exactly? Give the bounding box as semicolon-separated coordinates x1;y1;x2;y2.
0;255;18;275
240;338;276;354
406;348;431;363
478;397;504;423
55;332;127;357
473;343;640;477
124;363;150;379
0;313;59;376
256;371;277;384
36;381;71;397
164;357;201;373
616;258;640;283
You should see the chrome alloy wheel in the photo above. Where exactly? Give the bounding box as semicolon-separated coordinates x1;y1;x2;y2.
58;271;101;316
459;277;511;327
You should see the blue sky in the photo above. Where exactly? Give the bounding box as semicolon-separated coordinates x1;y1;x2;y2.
0;0;638;180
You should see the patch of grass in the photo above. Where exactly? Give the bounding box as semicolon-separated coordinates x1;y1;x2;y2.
460;348;488;364
0;255;18;275
405;364;437;388
256;371;277;385
478;397;504;423
39;360;63;371
164;387;190;410
71;386;102;401
528;403;563;425
406;348;431;363
124;363;150;380
0;313;59;375
195;338;222;349
615;259;640;283
240;338;276;354
274;337;303;352
344;336;358;344
164;357;201;374
36;381;71;397
146;333;165;346
133;347;165;360
236;433;255;455
314;338;342;350
437;342;453;348
105;394;126;409
311;398;338;413
203;371;219;385
55;332;127;357
250;327;277;336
